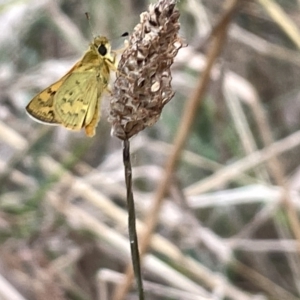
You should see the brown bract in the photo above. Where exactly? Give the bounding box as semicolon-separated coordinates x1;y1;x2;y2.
109;0;184;139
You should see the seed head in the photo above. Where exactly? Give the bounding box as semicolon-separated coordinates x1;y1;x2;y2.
109;0;184;139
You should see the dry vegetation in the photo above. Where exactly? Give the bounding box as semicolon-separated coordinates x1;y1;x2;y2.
1;0;300;299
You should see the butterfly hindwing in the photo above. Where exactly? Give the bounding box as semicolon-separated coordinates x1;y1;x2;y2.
53;71;98;130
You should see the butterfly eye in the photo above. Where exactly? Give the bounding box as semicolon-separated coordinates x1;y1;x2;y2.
98;44;107;56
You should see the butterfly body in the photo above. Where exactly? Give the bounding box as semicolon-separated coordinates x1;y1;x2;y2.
26;36;116;137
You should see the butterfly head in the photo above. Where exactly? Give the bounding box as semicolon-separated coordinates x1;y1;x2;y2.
92;36;115;64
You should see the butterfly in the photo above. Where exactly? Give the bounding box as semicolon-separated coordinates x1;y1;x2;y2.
26;36;116;137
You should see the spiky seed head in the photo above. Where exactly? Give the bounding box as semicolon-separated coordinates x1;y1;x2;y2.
109;0;184;140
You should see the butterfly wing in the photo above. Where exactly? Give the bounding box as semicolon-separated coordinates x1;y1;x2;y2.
26;78;65;125
25;61;84;125
53;70;98;131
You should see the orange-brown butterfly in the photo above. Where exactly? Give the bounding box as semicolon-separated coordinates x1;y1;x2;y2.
26;36;116;137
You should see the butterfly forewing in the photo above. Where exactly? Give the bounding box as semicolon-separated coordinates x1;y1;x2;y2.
26;79;65;125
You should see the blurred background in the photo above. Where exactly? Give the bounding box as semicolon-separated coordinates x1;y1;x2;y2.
1;0;300;299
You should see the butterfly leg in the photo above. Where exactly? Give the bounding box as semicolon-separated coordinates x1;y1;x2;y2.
105;84;113;96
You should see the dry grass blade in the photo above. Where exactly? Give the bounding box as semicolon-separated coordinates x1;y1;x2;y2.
0;273;27;300
258;0;300;49
98;269;215;300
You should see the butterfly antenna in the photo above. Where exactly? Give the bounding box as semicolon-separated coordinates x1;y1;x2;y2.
110;32;129;42
121;32;129;37
85;12;96;38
